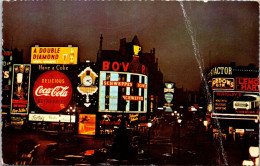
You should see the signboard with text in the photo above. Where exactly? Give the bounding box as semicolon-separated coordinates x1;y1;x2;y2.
99;71;148;113
212;78;234;90
29;113;75;123
33;71;73;112
31;47;78;64
213;91;259;115
10;64;31;114
236;77;259;92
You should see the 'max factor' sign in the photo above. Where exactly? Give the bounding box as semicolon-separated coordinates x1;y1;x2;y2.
164;83;174;112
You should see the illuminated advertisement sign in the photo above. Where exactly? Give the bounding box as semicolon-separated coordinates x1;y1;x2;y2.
99;71;148;113
213;91;259;115
78;114;96;135
11;64;31;114
31;47;78;64
236;77;259;92
33;71;73;112
2;51;12;88
122;95;143;101
165;93;173;103
103;81;133;87
2;51;12;56
102;61;147;75
136;83;147;89
164;83;174;112
208;67;232;77
129;114;139;123
77;67;98;107
29;113;75;123
212;78;234;90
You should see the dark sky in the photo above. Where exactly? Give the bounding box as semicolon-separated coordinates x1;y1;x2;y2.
2;1;259;91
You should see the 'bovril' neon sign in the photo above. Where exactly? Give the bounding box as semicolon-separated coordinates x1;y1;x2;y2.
102;61;147;75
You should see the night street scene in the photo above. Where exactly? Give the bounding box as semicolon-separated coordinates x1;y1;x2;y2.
1;1;259;165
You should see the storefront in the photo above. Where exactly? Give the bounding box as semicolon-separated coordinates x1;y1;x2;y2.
207;64;259;138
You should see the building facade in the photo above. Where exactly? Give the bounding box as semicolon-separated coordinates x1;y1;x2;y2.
206;63;259;139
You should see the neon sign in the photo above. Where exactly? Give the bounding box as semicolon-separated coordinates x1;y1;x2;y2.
31;47;78;64
11;64;31;115
103;81;133;87
236;77;259;91
33;71;73;112
212;78;234;90
77;66;98;107
209;67;232;76
122;95;143;101
102;61;146;75
99;71;148;113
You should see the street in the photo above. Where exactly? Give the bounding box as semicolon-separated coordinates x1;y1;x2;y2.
2;118;252;165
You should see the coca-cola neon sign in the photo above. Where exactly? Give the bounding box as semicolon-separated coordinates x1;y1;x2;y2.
35;86;69;97
33;71;72;112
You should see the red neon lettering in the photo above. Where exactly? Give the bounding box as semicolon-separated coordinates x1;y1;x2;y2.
238;78;244;84
122;62;129;72
112;62;120;71
142;65;145;74
251;84;258;91
102;61;110;71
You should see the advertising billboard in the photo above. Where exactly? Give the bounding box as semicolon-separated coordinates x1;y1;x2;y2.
77;66;98;107
164;83;174;112
29;113;76;123
33;70;73;112
212;78;234;90
212;91;259;120
31;47;78;64
78;114;96;135
99;71;148;113
236;77;259;92
10;64;31;114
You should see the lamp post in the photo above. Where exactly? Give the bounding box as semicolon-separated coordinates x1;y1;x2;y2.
171;113;175;155
67;106;76;131
177;118;182;157
57;114;61;146
148;122;152;157
103;114;107;147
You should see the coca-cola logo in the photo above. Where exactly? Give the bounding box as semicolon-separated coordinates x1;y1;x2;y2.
33;71;72;112
35;86;69;97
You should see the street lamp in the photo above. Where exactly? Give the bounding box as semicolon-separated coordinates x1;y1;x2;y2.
57;114;61;146
67;106;76;131
103;114;108;147
177;118;182;157
148;122;152;156
171;113;175;155
203;120;208;131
